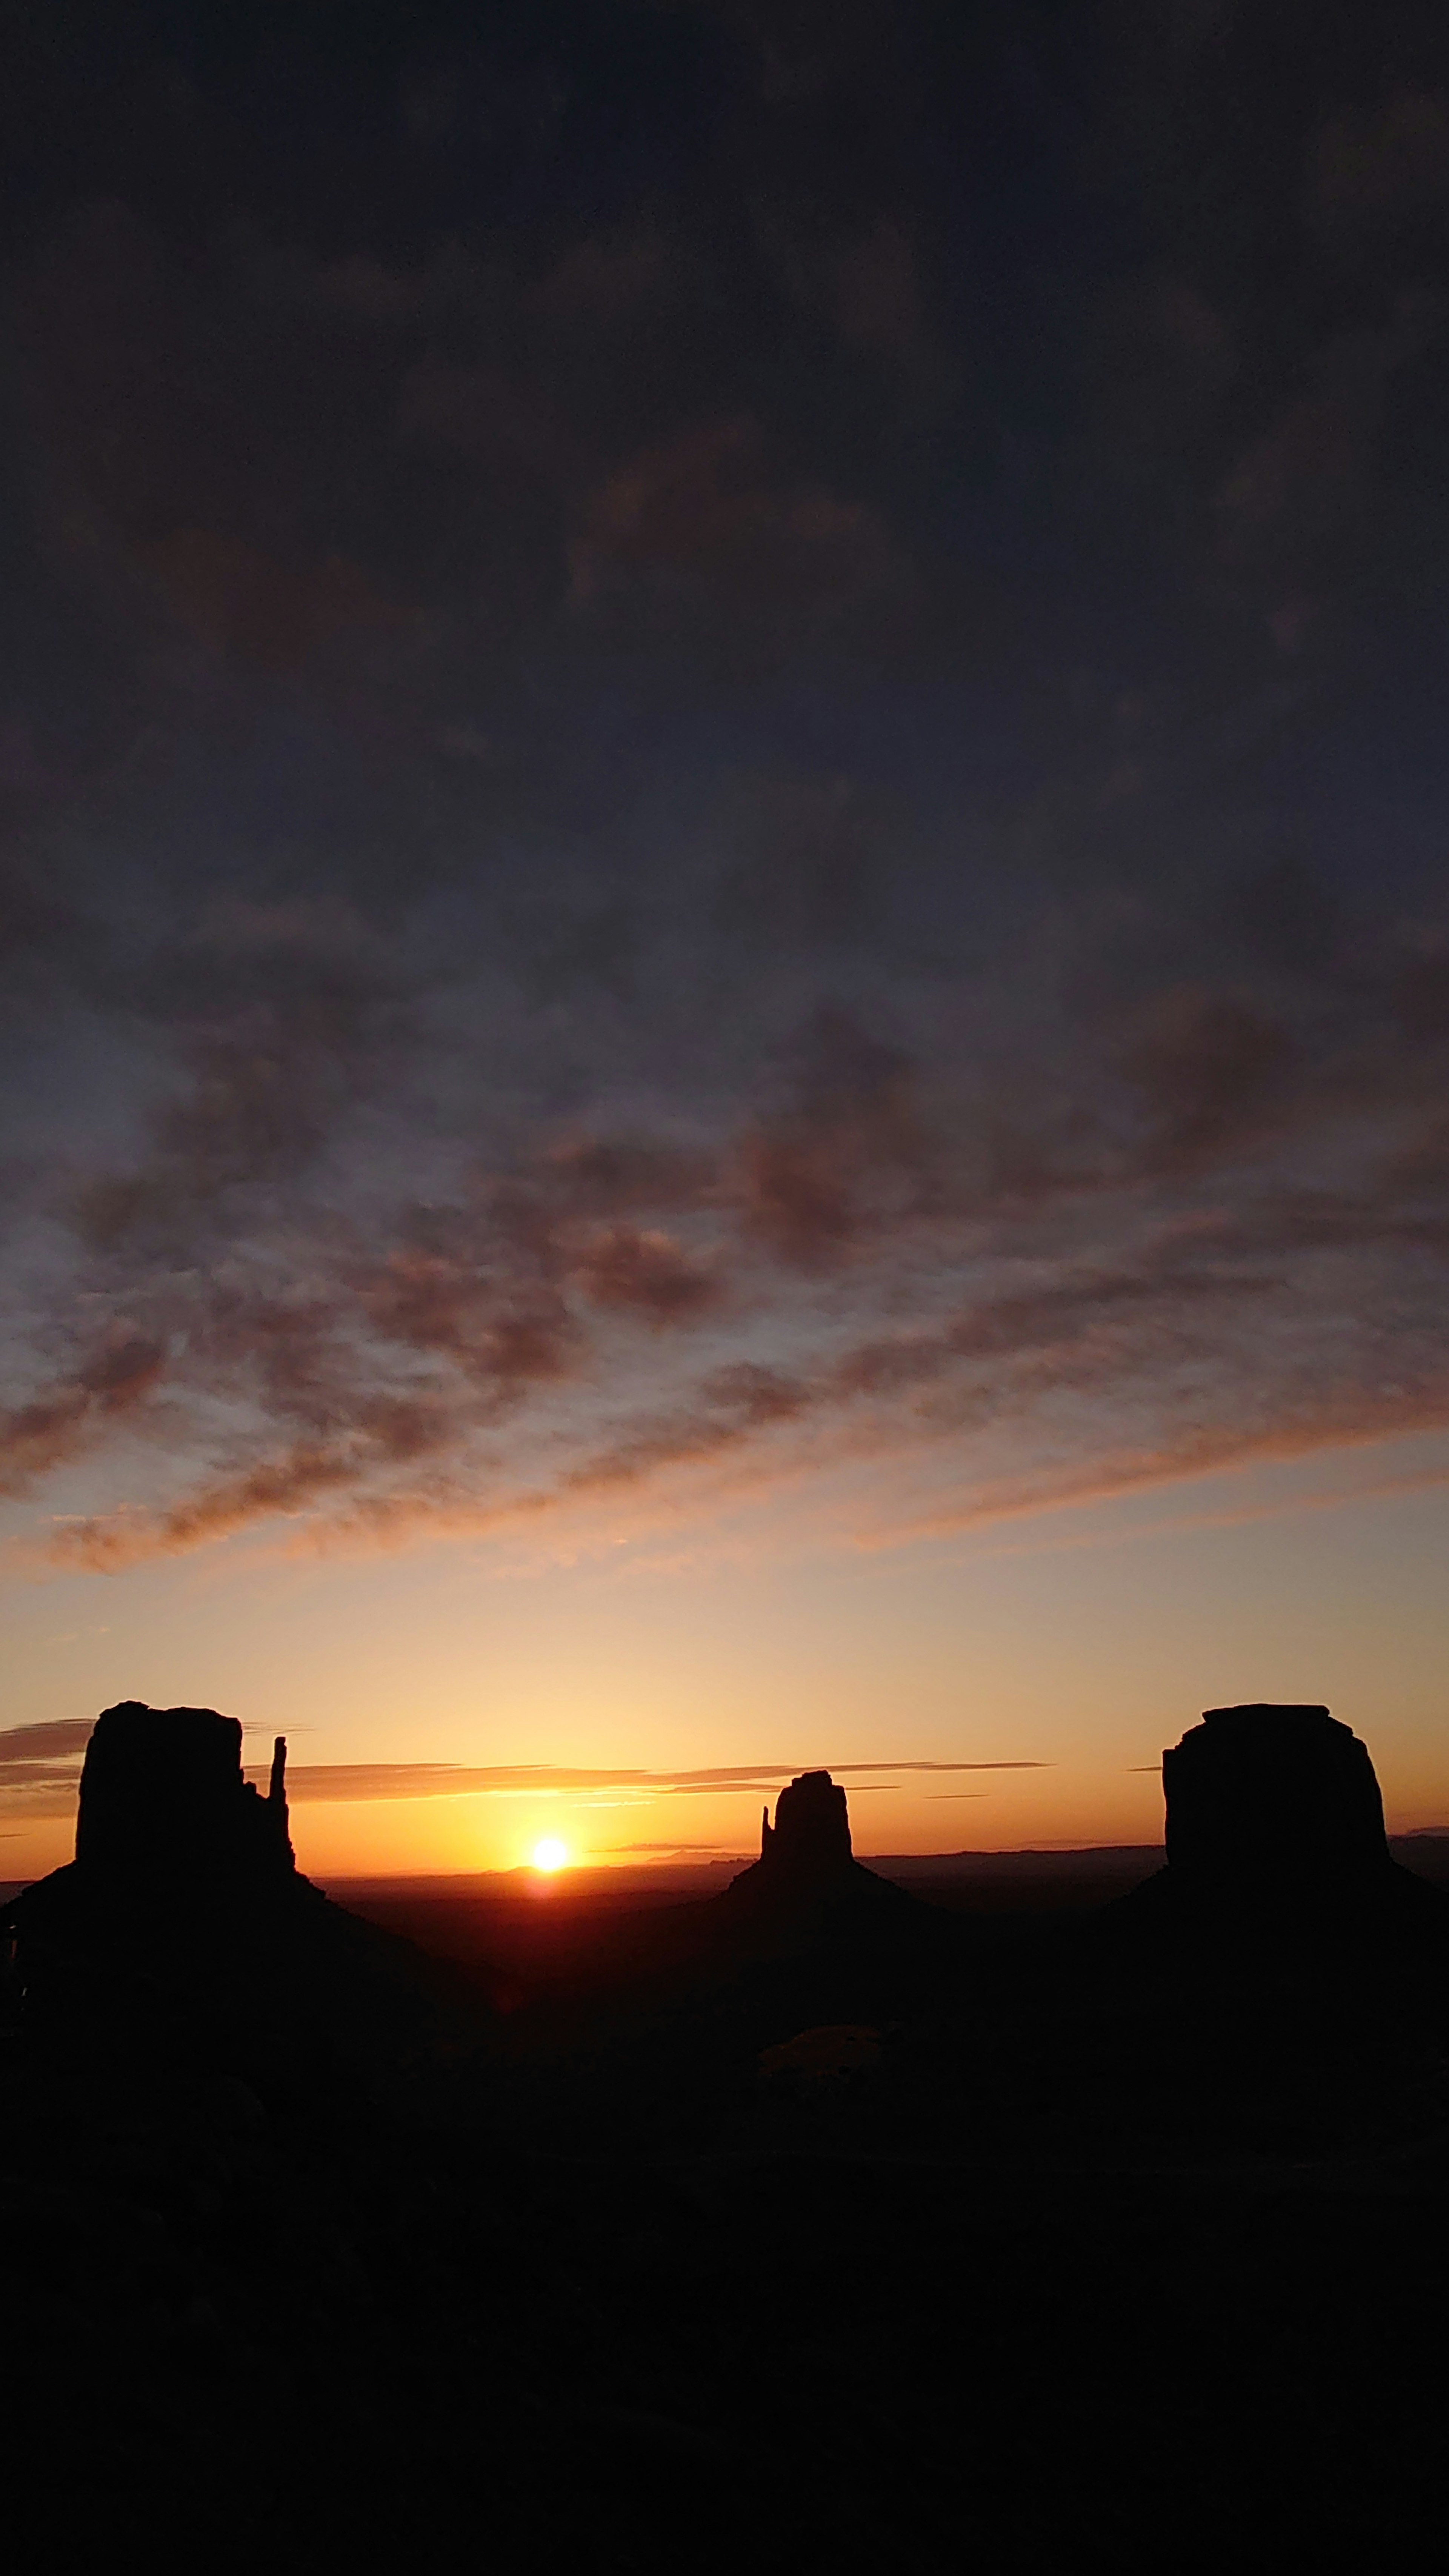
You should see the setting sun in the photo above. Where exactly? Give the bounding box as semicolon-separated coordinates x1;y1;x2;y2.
531;1838;569;1873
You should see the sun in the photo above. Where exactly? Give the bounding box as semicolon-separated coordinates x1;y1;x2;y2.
531;1837;569;1873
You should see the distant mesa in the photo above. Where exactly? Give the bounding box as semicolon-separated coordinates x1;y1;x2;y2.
720;1769;918;1940
1163;1702;1388;1895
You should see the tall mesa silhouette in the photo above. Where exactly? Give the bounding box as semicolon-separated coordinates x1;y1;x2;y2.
4;1700;460;2084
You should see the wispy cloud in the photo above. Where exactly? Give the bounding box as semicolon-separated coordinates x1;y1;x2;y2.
0;1739;1046;1824
0;1716;97;1812
0;1718;95;1766
240;1756;1047;1806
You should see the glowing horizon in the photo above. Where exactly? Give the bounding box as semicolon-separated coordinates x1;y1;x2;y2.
5;1426;1448;1885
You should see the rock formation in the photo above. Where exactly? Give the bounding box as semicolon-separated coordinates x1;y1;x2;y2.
1162;1702;1388;1895
1099;1699;1449;1981
1026;1696;1449;2192
719;1769;918;1945
3;1700;462;2086
757;1769;853;1878
75;1700;295;1886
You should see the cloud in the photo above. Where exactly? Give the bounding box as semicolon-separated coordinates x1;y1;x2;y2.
541;1135;717;1217
232;1757;1047;1806
0;1717;94;1765
36;1121;1449;1572
1115;988;1297;1175
571;1226;721;1321
538;228;676;332
0;1715;94;1815
760;211;931;372
139;529;403;669
856;1389;1449;1551
1211;298;1442;633
732;1007;925;1269
569;418;911;643
0;1329;165;1495
3;9;1449;1592
0;1737;1043;1825
1309;93;1449;232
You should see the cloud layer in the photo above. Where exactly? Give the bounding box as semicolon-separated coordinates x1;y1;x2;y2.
0;1722;1045;1824
3;6;1448;1574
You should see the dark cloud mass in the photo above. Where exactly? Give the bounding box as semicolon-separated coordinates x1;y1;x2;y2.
2;3;1448;1569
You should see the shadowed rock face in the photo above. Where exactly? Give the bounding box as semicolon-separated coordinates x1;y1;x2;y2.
1163;1703;1388;1894
759;1769;852;1876
74;1700;294;1887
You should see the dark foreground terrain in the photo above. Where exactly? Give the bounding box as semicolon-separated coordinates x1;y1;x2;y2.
5;1721;1449;2573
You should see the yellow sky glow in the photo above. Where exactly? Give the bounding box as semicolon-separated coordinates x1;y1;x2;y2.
4;1429;1447;1883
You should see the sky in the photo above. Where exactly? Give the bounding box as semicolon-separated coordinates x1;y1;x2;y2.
3;1;1449;1879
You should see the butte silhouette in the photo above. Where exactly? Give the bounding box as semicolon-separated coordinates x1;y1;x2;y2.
713;1766;923;1953
1101;1699;1449;2018
4;1700;458;2082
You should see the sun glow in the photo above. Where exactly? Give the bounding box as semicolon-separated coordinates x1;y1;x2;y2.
531;1837;569;1873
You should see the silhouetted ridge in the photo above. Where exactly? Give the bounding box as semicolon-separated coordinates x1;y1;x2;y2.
76;1699;294;1885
